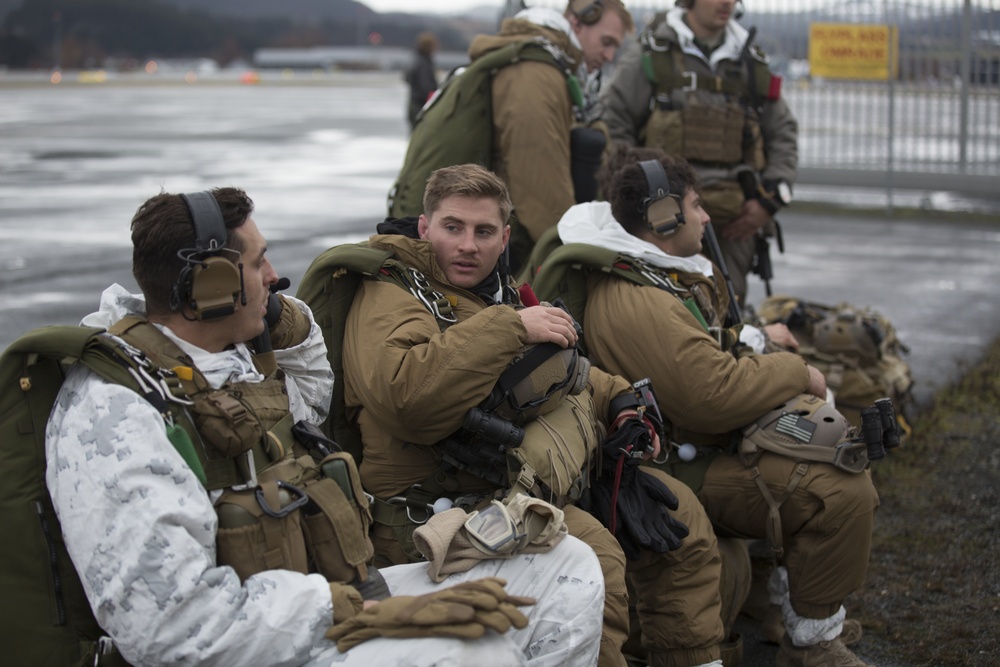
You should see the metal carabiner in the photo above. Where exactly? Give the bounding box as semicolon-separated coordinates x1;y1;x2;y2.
256;480;309;518
387;494;432;525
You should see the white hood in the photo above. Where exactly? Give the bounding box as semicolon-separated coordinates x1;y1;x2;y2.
514;7;583;51
557;201;713;278
558;203;768;352
81;283;261;388
79;284;334;417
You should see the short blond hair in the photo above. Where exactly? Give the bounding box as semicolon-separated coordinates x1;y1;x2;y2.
423;164;513;223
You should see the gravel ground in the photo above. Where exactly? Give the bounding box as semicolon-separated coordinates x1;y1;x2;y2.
839;336;1000;666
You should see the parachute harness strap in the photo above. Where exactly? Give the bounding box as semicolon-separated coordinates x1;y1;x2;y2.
749;461;809;560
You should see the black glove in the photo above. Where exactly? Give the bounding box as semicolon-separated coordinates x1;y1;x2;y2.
587;416;688;559
350;565;391;602
616;470;688;559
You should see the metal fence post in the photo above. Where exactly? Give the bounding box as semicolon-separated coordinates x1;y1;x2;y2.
959;0;972;175
886;0;895;216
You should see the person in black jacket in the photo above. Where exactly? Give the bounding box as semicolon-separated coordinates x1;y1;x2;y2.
406;32;439;129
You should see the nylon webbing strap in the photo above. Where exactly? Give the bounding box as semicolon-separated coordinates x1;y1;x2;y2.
648;44;746;99
108;317;268;490
493;343;563;397
751;461;810;560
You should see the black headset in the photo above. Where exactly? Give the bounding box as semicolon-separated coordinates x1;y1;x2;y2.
170;191;245;321
637;159;685;236
570;0;604;25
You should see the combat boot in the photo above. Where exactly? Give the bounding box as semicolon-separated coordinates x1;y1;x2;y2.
776;635;873;667
762;605;863;646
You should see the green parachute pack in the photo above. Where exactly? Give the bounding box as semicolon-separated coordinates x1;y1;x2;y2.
387;37;581;219
756;295;915;434
0;325;201;667
296;241;451;463
528;231;723;354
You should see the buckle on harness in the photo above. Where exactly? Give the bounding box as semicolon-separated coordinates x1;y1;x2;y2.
91;636;116;666
230;450;259;492
256;481;309;518
681;71;698;92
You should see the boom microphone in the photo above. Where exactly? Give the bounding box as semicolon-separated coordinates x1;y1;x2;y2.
271;277;291;293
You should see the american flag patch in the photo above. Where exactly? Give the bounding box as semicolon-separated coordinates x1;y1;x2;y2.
776;412;816;443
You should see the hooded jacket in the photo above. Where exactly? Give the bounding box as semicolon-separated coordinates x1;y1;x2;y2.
556;202;809;447
602;7;798;190
468;10;585;243
342;232;632;499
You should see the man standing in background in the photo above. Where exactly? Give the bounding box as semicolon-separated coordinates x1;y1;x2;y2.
602;0;797;304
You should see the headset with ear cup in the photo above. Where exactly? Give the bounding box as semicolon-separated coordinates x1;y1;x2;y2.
170;191;245;321
569;0;604;26
637;159;685;236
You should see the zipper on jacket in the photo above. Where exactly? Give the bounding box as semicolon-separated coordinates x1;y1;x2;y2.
35;500;67;625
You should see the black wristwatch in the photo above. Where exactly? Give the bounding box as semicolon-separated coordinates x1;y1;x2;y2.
758;180;792;215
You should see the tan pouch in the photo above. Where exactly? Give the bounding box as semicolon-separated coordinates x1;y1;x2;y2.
216;480;310;582
189;388;262;457
301;452;375;583
507;392;603;507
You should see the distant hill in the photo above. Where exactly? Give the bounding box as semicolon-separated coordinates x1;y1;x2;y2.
0;0;492;69
158;0;375;22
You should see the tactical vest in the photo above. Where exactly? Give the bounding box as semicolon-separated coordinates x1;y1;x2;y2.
108;317;375;585
639;16;774;173
388;37;583;219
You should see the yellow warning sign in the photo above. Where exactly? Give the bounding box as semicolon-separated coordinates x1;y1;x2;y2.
809;23;899;80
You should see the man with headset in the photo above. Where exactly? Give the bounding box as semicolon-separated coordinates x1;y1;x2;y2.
532;147;878;667
390;0;633;274
601;0;797;305
43;187;606;666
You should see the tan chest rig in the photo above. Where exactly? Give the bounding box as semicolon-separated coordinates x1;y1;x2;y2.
640;33;769;172
109;317;374;585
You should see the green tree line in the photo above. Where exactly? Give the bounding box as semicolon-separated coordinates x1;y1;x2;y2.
0;0;474;69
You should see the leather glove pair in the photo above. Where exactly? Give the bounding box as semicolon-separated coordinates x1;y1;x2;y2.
325;577;535;652
588;415;689;560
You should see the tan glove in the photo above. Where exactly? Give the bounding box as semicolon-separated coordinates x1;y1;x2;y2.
325;577;535;652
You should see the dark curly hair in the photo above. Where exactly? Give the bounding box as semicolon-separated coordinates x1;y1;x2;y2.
597;144;700;237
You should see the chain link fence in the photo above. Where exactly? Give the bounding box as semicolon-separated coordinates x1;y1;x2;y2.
524;0;1000;197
